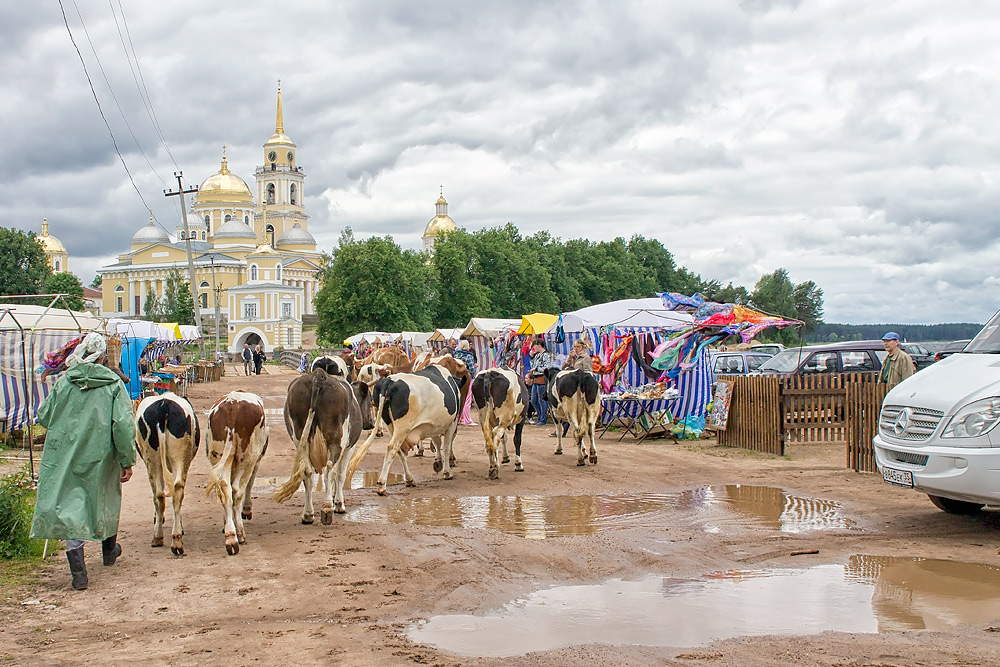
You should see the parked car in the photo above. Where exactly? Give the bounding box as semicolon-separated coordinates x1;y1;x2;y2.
900;343;934;370
754;340;887;376
874;316;1000;514
749;343;785;356
710;351;773;377
933;339;970;362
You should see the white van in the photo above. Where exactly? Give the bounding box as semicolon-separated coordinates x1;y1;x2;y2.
873;317;1000;514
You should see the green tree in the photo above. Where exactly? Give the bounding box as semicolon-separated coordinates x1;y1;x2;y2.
43;272;85;311
90;275;102;288
751;268;799;344
792;280;824;334
161;268;194;325
0;227;52;298
315;229;434;345
143;286;164;321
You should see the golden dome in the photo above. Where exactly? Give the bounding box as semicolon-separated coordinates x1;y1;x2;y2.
423;214;457;239
264;84;296;148
197;154;253;205
38;218;67;254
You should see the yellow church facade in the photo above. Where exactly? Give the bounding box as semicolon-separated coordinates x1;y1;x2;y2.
99;87;321;354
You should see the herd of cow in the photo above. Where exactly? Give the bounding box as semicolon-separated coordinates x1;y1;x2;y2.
131;346;602;556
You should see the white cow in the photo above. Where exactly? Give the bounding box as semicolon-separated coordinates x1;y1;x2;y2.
545;368;602;466
471;367;528;479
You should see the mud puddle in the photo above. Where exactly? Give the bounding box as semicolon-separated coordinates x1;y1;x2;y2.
347;485;854;538
409;555;1000;657
252;471;404;494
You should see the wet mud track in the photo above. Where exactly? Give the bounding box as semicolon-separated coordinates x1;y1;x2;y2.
3;368;1000;666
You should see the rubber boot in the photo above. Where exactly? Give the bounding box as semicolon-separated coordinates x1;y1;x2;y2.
102;535;121;566
66;547;88;590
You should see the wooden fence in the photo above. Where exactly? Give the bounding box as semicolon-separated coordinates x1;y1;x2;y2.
717;373;887;470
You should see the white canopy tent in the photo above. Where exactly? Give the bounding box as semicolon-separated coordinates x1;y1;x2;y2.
395;331;433;350
427;328;465;343
544;298;693;334
344;331;393;346
461;318;521;338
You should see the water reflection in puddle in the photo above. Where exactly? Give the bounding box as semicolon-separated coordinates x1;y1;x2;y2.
252;471;404;493
409;556;1000;657
346;485;854;538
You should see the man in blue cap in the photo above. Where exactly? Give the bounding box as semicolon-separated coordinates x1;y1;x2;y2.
879;332;914;388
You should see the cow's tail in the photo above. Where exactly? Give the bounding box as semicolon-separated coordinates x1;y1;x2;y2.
273;372;322;503
344;391;386;482
204;425;235;505
158;422;173;498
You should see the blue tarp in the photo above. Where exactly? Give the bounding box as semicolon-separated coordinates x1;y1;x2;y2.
120;337;154;400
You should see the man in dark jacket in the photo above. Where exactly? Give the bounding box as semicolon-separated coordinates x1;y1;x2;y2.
242;343;253;375
253;345;265;375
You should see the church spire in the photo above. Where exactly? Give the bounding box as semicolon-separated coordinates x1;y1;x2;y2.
42;216;49;237
275;80;283;135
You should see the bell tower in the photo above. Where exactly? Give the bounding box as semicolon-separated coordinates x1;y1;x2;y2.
255;81;307;240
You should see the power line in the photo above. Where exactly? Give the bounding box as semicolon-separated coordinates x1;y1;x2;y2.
57;0;173;235
69;0;167;186
109;0;180;170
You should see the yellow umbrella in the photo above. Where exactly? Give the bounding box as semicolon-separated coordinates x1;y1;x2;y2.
517;313;558;335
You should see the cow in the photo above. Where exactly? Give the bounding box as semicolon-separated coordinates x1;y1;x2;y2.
357;363;388;387
311;355;349;377
274;368;374;524
134;393;201;556
346;364;463;496
471;367;528;479
544;368;601;466
204;392;269;555
353;345;409;373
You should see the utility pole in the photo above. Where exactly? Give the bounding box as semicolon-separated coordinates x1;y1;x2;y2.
210;256;221;360
164;172;206;359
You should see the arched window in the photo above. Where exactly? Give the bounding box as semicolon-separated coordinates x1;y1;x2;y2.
204;215;210;226
199;293;208;309
54;260;60;272
244;215;249;224
224;214;232;222
249;264;258;281
115;285;125;292
265;224;274;246
266;183;275;205
276;264;282;281
290;184;297;205
199;281;210;288
201;231;206;240
179;231;186;240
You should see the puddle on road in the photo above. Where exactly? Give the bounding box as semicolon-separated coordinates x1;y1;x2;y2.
346;485;854;538
252;471;404;494
409;555;1000;657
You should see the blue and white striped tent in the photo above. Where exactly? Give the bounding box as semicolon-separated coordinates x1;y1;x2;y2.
0;305;103;432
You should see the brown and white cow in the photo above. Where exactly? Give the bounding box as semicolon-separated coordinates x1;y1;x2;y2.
311;355;349;377
346;364;463;495
353;345;409;373
204;391;269;556
134;393;200;556
545;368;601;466
274;368;374;523
472;367;528;479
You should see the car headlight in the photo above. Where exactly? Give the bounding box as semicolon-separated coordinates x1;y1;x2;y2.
941;398;1000;438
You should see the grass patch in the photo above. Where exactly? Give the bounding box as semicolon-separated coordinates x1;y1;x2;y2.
0;542;50;598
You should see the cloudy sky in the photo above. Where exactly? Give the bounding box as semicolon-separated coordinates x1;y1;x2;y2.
3;0;999;324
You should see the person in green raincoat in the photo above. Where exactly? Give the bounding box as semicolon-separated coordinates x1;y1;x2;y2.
29;332;136;590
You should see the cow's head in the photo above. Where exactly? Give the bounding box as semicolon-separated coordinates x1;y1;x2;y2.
351;381;375;431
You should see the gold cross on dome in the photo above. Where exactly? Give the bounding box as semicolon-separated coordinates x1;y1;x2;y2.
222;145;227;158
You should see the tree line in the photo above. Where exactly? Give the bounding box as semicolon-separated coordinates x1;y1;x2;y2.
315;225;826;346
806;322;983;343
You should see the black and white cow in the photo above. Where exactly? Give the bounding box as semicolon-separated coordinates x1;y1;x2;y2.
274;368;374;524
545;368;601;466
311;355;349;377
134;393;201;555
346;364;463;495
471;367;528;479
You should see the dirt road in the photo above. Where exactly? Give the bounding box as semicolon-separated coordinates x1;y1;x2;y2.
3;368;1000;665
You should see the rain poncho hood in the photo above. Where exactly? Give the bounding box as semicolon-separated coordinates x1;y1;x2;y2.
30;362;136;541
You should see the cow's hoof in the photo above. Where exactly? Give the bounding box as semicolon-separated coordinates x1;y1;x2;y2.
432;460;443;473
443;471;454;480
405;478;416;488
514;464;524;472
501;456;510;464
301;514;314;525
590;455;598;464
577;460;586;466
449;456;457;467
553;450;563;455
489;468;499;480
237;534;247;545
151;537;164;548
241;510;252;521
376;485;388;496
170;544;184;556
226;542;239;556
334;503;346;514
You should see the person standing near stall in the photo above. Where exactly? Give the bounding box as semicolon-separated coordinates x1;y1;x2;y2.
526;339;556;426
29;332;136;590
253;344;265;375
453;340;478;426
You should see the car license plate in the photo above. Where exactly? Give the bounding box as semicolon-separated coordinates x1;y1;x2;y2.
882;467;914;488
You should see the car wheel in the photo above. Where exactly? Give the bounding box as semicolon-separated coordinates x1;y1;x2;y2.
927;495;984;515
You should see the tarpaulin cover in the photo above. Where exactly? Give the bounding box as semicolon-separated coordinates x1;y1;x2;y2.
517;313;558;336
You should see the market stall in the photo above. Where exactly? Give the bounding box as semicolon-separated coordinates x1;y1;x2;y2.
461;318;521;369
426;328;464;351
